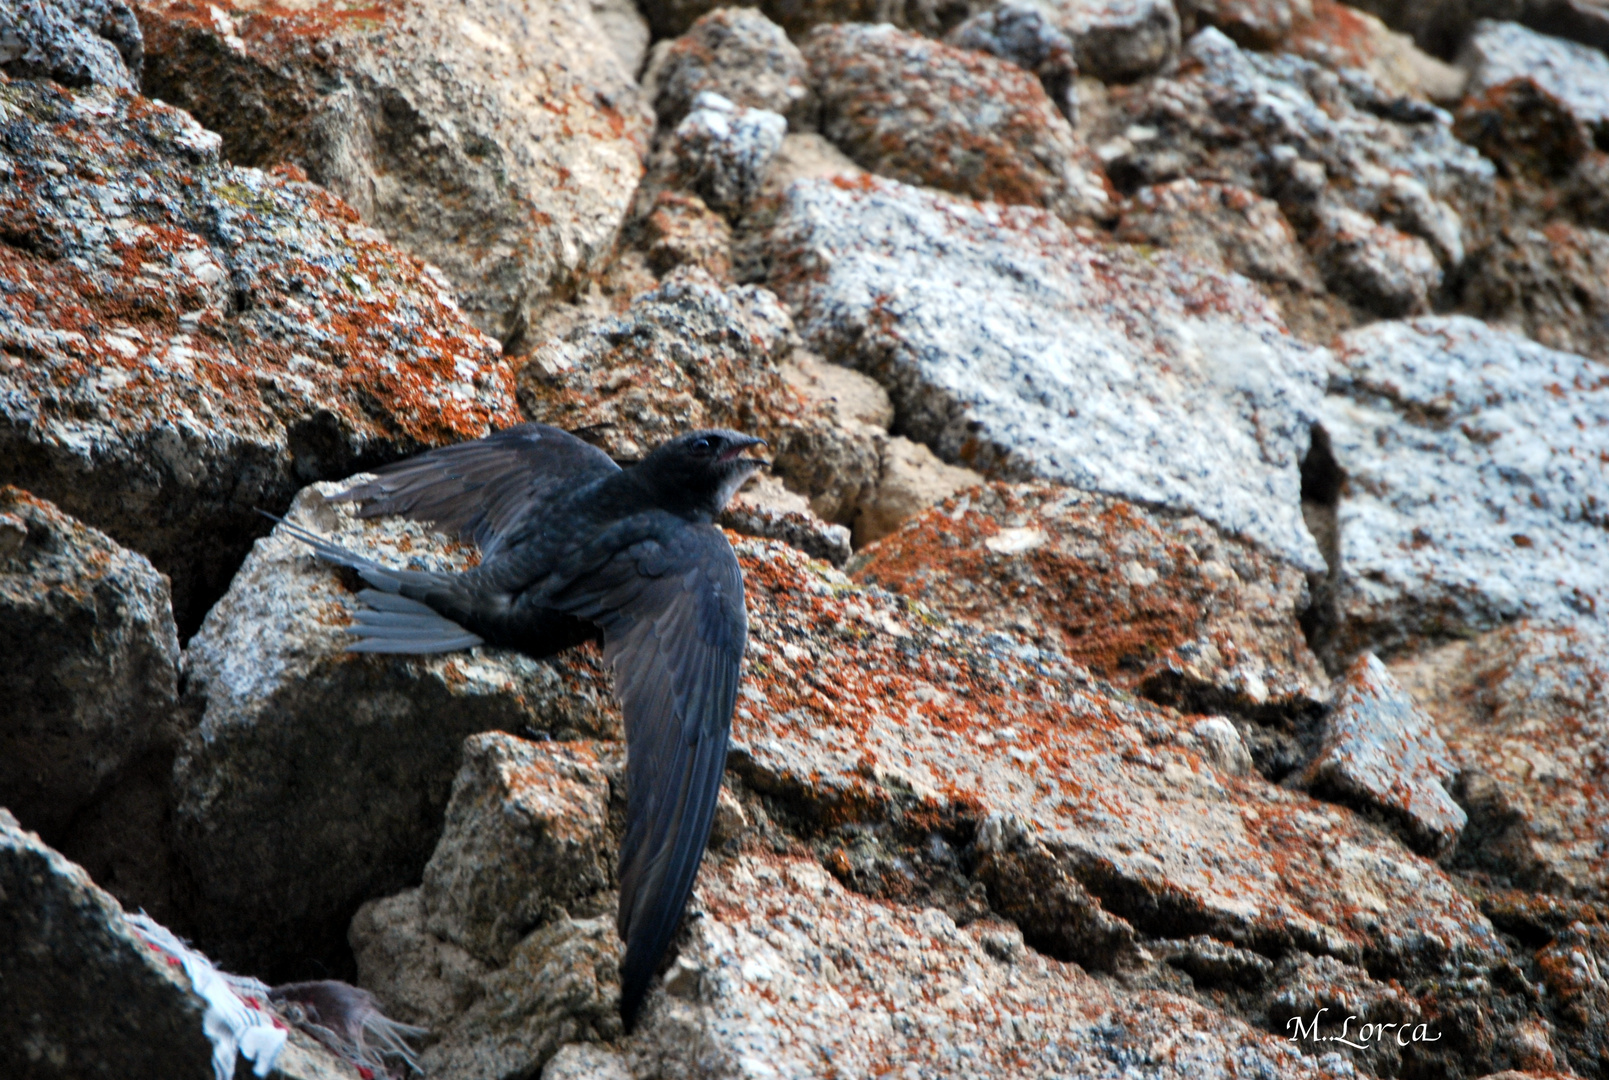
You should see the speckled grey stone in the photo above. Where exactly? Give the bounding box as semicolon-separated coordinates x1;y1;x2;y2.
664;91;787;216
1319;316;1609;656
0;0;141;91
765;174;1330;572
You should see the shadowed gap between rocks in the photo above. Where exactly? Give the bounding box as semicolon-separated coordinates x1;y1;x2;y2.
1298;422;1346;675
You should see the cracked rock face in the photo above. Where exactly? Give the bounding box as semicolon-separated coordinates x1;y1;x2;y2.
0;487;180;841
1316;315;1609;662
0;76;517;632
803;22;1111;221
1393;622;1609;903
765;174;1330;573
622;854;1335;1079
854;482;1329;717
136;0;653;346
175;483;618;977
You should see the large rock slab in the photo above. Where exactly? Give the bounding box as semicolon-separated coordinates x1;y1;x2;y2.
175;483;618;977
802;22;1110;221
853;482;1329;717
1392;621;1609;903
764;174;1330;573
136;0;652;346
0;809;216;1080
0;0;141;90
1315;316;1609;661
624;854;1341;1079
0;487;179;841
0;76;517;631
729;536;1503;990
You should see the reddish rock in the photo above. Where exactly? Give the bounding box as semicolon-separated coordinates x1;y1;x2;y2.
802;23;1111;222
1457;220;1609;361
1391;622;1609;903
0;76;516;631
731;536;1502;982
641;190;734;279
135;0;652;345
1285;0;1466;101
853;482;1328;717
1179;0;1312;49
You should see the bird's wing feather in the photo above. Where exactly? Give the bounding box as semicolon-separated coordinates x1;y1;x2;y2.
334;423;620;559
544;522;746;1031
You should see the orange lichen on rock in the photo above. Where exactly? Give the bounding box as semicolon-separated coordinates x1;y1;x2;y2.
0;75;516;628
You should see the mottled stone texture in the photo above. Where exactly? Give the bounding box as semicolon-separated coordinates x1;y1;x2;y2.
175;483;618;978
0;488;179;840
421;734;613;966
1316;316;1609;663
0;76;516;631
803;23;1110;221
136;0;652;346
517;269;882;530
642;7;812;127
1394;622;1609;902
854;482;1328;715
764;175;1330;573
1299;653;1465;856
0;0;141;90
0;810;215;1080
625;855;1336;1079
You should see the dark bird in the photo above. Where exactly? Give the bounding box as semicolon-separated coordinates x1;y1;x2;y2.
274;423;768;1032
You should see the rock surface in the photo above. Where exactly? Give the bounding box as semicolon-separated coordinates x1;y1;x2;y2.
0;0;141;90
642;7;812;127
1461;19;1609;138
624;853;1336;1079
0;75;516;631
855;482;1329;717
0;487;179;841
1297;653;1465;857
517;268;883;531
1393;622;1609;902
803;23;1110;221
660;92;787;217
945;3;1080;121
175;483;617;977
135;0;652;346
421;734;614;967
0;809;216;1080
1315;316;1609;662
765;174;1330;573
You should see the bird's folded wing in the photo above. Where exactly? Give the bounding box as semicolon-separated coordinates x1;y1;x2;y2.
545;523;746;1031
334;423;620;559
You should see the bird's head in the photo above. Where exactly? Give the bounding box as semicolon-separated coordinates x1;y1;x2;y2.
634;429;770;520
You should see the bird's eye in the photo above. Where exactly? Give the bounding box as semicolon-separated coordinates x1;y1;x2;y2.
690;437;714;455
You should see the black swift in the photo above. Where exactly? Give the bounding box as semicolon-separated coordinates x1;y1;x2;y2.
275;423;767;1031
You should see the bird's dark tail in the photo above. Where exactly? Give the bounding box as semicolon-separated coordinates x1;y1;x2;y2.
265;512;486;654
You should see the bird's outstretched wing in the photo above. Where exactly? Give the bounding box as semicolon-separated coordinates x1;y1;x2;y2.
335;423;621;559
544;519;747;1032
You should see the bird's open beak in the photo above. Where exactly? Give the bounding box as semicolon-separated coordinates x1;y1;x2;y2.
719;437;769;468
